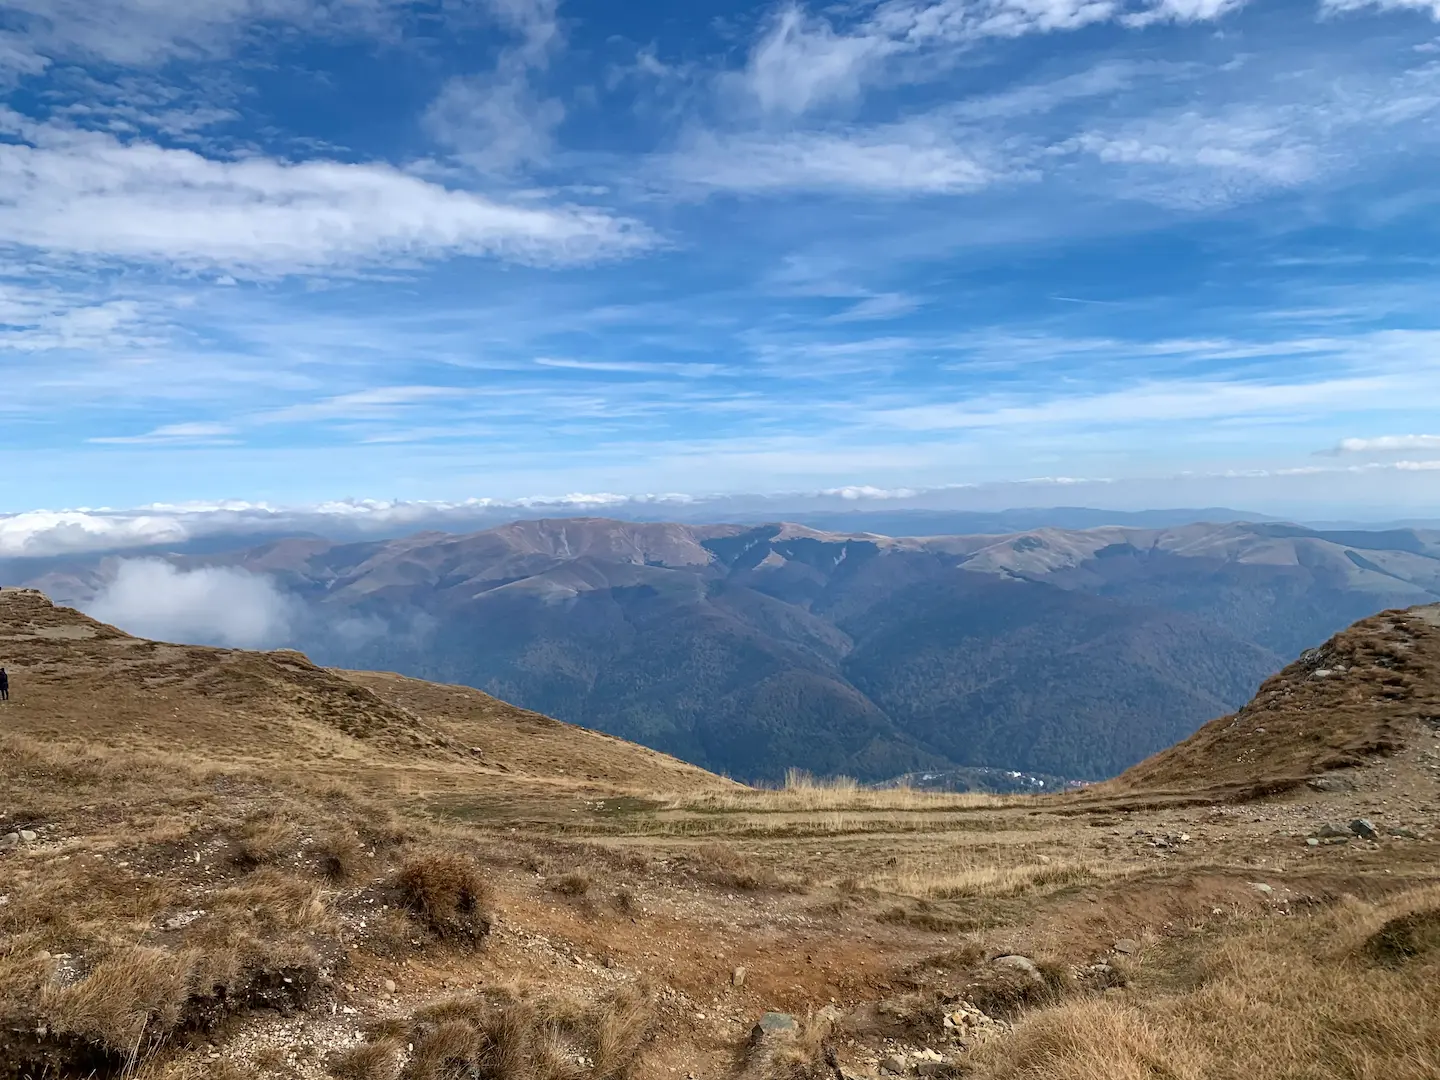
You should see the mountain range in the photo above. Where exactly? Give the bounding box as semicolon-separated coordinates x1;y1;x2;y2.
18;516;1440;783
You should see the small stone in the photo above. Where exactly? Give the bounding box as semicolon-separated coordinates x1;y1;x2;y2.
0;833;19;851
1349;819;1379;840
1306;837;1320;847
880;1054;908;1075
1316;823;1349;838
383;979;397;994
731;966;747;988
1113;939;1140;955
753;1012;797;1037
18;830;36;843
1251;882;1274;896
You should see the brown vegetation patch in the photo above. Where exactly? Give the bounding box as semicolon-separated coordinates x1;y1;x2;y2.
336;988;652;1080
395;853;494;942
968;886;1440;1080
687;843;806;893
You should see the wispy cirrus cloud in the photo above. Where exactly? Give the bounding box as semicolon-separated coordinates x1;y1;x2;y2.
727;0;1246;119
88;422;239;446
829;293;924;322
668;122;1005;195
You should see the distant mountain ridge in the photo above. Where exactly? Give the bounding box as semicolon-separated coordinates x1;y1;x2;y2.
19;516;1440;782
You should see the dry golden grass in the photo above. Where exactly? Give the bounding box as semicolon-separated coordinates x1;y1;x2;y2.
969;885;1440;1080
871;854;1130;900
667;769;1014;814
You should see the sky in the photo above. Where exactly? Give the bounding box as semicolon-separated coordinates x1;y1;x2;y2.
3;0;1440;525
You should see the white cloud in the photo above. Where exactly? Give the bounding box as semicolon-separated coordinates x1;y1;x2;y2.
729;0;1242;117
829;293;923;322
737;5;899;115
868;366;1440;433
1125;0;1247;25
88;422;239;446
0;290;165;352
950;60;1166;121
1066;108;1321;209
424;0;565;174
819;484;921;499
0;118;650;275
1337;434;1440;454
253;386;470;424
425;71;566;174
532;357;728;376
1323;0;1440;17
669;122;1003;195
85;559;295;648
0;509;190;557
0;0;416;70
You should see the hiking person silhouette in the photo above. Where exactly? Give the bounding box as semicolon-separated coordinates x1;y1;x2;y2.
0;668;8;701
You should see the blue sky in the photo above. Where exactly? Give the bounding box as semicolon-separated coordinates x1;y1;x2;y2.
3;0;1440;519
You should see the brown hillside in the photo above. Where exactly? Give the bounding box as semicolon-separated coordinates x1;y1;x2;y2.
1109;603;1440;801
4;587;1440;1080
0;587;725;797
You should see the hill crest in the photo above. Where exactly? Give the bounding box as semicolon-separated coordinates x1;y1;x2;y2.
0;586;728;795
1111;602;1440;801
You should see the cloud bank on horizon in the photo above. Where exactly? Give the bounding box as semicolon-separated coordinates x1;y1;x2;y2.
2;0;1440;517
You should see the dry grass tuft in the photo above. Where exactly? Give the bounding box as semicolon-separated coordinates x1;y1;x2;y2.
550;871;593;897
1365;907;1440;967
316;827;367;883
378;987;652;1080
330;1038;403;1080
40;946;194;1058
968;886;1440;1080
1336;885;1440;968
229;815;296;869
396;852;494;942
